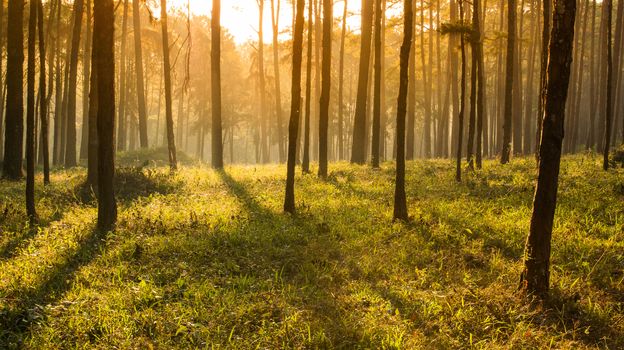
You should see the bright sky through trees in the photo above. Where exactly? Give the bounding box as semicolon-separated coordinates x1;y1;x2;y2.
165;0;362;44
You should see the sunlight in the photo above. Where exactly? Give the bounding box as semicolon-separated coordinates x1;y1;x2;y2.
166;0;360;44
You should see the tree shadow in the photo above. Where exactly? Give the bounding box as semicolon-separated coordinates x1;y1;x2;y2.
0;227;108;347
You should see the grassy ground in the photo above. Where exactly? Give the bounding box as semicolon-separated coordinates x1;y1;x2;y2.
0;154;622;349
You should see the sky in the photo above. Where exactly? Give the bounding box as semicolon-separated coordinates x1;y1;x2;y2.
166;0;362;44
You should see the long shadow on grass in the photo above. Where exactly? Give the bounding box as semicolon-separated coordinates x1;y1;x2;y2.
212;170;374;347
0;227;108;347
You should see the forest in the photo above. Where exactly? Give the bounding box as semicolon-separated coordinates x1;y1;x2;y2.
0;0;623;348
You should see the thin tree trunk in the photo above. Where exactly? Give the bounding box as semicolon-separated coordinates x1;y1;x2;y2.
421;2;432;158
284;0;305;214
64;0;85;167
536;0;552;159
37;0;49;184
117;0;128;152
407;1;416;160
212;0;223;168
351;0;373;164
501;0;516;164
270;0;285;162
161;0;177;170
302;0;313;173
338;0;347;160
603;0;613;170
26;0;38;220
520;0;576;298
394;0;413;221
456;0;467;181
133;0;148;148
318;0;332;176
372;0;382;168
80;0;92;160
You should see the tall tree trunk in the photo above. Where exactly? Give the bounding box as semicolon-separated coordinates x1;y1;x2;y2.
284;0;305;214
570;0;589;152
603;0;613;170
350;0;373;164
116;0;128;152
407;3;416;160
64;0;85;167
338;0;347;160
212;0;223;168
520;0;576;298
160;0;177;170
3;0;25;179
394;0;413;221
133;0;148;149
456;0;467;181
52;0;61;166
421;3;432;158
94;0;117;231
450;0;459;158
257;0;269;163
501;0;516;164
302;0;313;173
0;0;5;159
372;0;382;168
523;0;539;155
37;0;49;184
270;0;285;162
318;0;332;176
474;0;486;169
26;0;37;221
80;0;92;160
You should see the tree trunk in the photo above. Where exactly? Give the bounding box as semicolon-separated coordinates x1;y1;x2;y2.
501;0;516;164
0;0;5;159
257;0;269;163
116;0;128;152
212;0;223;168
421;3;432;158
94;0;117;231
132;0;148;149
26;0;37;221
520;0;576;298
318;0;332;176
603;0;613;170
284;0;305;214
80;0;92;160
456;0;467;181
302;0;313;173
338;0;347;160
87;54;98;187
37;0;49;184
350;0;373;164
161;0;177;170
372;0;382;168
64;0;84;167
270;0;285;162
3;0;25;179
407;3;416;160
394;0;413;221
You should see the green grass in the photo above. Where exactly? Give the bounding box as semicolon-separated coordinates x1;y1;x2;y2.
0;154;622;349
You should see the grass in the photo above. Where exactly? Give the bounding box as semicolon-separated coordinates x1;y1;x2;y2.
0;153;622;349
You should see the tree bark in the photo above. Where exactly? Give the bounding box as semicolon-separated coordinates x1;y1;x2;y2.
318;0;332;176
161;0;177;170
520;0;576;298
212;0;223;168
372;0;382;168
302;0;313;173
351;0;373;164
64;0;85;167
270;0;285;162
501;0;516;164
116;0;128;152
536;0;552;159
456;0;467;181
132;0;148;149
394;0;413;221
80;0;92;160
94;0;117;231
284;0;305;214
338;0;347;160
26;0;38;221
37;0;49;184
3;0;25;179
603;0;613;170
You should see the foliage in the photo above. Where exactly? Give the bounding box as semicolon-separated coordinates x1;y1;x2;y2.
0;155;622;348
